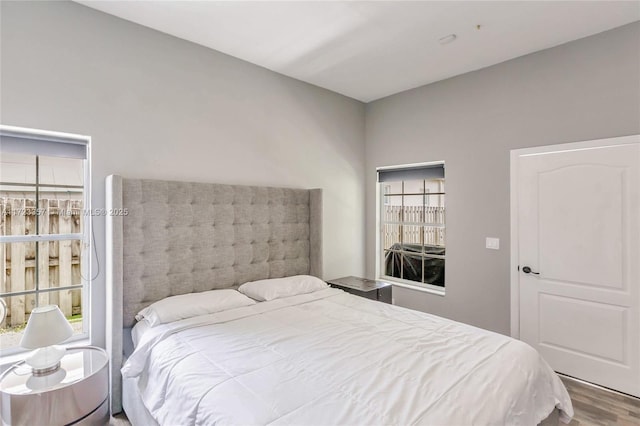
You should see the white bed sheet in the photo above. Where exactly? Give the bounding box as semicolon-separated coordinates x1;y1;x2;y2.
123;288;573;425
131;318;150;349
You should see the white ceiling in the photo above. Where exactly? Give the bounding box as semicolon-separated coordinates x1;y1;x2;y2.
76;1;640;102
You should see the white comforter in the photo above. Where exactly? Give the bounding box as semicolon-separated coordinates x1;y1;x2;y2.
123;288;573;426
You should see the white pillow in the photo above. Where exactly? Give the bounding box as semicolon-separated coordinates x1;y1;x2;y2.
238;275;328;301
135;288;256;327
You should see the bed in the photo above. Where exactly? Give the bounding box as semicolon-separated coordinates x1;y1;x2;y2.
105;175;573;425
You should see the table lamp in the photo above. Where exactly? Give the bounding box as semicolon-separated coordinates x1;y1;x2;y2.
20;305;74;375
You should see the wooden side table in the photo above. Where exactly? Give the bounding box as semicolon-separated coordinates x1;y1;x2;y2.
327;276;392;304
0;346;109;425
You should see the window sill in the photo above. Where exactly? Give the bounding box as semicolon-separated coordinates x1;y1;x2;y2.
387;280;446;296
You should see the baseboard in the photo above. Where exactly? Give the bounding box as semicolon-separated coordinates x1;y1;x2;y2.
557;372;640;401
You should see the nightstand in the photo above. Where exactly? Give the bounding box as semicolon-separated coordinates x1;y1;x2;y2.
0;346;109;425
327;276;392;304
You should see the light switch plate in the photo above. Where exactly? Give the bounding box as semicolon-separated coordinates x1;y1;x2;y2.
486;237;500;250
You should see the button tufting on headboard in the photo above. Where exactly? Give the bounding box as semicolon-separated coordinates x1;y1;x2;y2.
118;179;319;328
105;175;322;415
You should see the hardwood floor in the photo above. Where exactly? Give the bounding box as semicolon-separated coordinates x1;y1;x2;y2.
560;376;640;426
109;412;131;426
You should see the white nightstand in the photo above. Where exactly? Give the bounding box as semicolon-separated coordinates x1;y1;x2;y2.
0;346;109;425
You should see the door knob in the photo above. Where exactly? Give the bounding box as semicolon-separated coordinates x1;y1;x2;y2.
522;266;539;275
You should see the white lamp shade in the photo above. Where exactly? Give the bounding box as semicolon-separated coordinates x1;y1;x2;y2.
20;305;74;349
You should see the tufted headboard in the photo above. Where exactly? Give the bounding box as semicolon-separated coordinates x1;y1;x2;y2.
105;175;322;413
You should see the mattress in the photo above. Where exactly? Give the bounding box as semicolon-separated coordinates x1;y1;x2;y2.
123;288;573;425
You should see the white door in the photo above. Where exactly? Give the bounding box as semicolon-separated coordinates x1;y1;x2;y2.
512;136;640;397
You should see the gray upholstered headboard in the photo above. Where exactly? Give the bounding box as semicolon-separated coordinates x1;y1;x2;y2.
105;175;322;413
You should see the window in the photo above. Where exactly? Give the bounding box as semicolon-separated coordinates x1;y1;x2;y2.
378;163;445;292
0;127;90;354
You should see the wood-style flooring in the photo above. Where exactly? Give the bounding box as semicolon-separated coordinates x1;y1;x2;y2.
560;375;640;426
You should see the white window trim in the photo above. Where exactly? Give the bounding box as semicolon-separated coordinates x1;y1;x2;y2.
390;279;445;296
0;125;92;357
375;161;446;294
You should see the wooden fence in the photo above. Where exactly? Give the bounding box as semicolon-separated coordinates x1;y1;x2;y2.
0;198;83;328
383;205;445;249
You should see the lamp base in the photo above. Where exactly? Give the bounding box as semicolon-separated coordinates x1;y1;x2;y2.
26;367;67;390
24;345;66;376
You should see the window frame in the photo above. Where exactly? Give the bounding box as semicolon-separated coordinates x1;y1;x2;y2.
376;161;446;295
0;125;92;356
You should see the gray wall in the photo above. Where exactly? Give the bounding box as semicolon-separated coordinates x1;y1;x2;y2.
0;1;366;348
2;1;638;345
365;22;640;334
